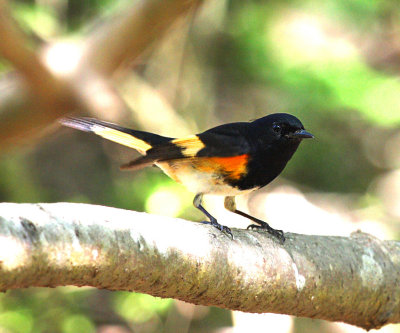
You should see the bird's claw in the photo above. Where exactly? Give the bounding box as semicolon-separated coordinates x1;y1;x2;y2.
247;222;285;243
222;225;233;239
202;220;233;239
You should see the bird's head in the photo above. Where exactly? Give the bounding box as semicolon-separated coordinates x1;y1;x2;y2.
253;113;314;145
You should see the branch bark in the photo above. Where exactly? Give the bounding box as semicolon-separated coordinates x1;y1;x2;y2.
0;202;399;330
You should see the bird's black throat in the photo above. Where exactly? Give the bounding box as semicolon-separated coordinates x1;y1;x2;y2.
232;139;301;191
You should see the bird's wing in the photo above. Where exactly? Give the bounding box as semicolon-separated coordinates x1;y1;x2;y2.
121;122;252;170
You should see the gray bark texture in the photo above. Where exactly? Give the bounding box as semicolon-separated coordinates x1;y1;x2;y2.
0;202;399;330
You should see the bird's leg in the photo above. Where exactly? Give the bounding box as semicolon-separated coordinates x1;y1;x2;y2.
224;196;285;243
193;194;233;238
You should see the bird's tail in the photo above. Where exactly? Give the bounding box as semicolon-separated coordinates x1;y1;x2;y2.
60;117;173;156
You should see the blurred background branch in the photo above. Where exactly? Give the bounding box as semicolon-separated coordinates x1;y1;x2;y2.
0;0;200;148
1;202;400;331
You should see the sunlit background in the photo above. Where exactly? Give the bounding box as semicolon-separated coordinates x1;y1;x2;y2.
1;0;400;332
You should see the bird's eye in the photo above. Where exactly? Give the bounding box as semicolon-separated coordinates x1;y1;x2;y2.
272;124;282;133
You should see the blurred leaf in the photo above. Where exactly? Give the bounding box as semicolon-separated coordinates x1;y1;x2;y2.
145;182;193;218
62;315;95;333
11;3;60;38
0;154;44;202
113;292;172;323
0;310;33;333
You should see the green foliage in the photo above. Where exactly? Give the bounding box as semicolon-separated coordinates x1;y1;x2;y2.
11;2;60;37
62;315;95;333
0;310;33;333
113;293;172;323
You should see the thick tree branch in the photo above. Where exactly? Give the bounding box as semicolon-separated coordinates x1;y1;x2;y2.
0;202;399;330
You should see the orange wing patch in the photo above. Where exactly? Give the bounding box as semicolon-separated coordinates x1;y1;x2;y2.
171;135;205;157
195;154;249;180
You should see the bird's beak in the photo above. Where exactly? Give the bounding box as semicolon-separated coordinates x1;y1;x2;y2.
289;129;314;139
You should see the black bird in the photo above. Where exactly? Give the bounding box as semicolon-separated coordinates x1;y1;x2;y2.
60;113;313;242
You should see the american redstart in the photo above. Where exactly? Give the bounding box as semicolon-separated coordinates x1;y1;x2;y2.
60;113;313;242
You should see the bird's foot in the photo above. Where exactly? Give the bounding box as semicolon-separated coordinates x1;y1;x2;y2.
247;221;285;243
202;219;233;239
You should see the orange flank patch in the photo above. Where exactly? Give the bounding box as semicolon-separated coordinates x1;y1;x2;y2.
195;154;249;180
157;154;250;194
